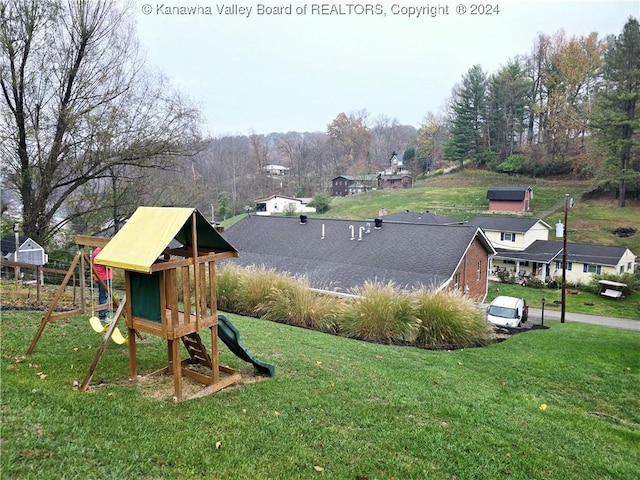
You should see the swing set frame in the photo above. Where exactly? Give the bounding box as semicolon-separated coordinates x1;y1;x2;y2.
25;235;129;391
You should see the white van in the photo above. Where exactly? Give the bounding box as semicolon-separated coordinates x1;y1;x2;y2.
487;296;528;328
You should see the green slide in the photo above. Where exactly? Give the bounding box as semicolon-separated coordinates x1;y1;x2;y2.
216;314;275;377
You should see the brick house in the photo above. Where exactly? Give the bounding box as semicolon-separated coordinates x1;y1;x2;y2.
221;215;495;302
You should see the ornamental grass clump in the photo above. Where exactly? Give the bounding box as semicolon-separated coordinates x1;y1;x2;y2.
217;264;291;317
216;264;244;313
237;265;293;317
413;288;492;348
260;276;340;332
337;281;418;344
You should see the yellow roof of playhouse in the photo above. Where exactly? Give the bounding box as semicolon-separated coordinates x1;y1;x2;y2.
94;207;237;273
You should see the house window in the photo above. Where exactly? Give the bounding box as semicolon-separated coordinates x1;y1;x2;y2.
477;261;482;281
620;265;625;274
583;264;601;274
453;272;460;290
500;232;516;242
555;261;573;271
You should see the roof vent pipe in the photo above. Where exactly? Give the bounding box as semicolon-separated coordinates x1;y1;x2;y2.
300;215;307;224
374;218;383;229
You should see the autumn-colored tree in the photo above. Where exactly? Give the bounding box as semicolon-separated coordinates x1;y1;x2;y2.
416;112;447;173
326;112;371;175
542;32;605;168
591;17;640;207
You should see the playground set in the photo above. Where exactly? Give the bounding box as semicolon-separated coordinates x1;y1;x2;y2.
26;207;274;401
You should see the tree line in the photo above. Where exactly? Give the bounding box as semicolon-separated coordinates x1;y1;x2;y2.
436;19;640;207
1;0;638;247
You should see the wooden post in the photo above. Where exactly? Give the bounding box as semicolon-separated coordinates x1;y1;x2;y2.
561;194;568;324
36;265;41;303
80;295;127;391
191;212;201;332
125;271;137;383
80;248;87;314
170;338;182;401
26;251;82;355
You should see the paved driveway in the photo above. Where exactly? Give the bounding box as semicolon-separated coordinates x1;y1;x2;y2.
527;308;640;331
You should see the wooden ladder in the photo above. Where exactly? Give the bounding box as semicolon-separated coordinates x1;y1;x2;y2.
181;332;213;370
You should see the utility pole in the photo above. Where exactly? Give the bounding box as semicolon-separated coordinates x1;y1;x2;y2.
561;194;569;324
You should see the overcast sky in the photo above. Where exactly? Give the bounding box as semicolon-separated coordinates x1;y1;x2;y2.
133;0;639;136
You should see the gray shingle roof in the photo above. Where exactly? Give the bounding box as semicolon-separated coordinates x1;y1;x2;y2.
221;215;490;293
468;215;549;233
1;235;29;256
332;174;378;181
487;186;532;201
495;240;630;266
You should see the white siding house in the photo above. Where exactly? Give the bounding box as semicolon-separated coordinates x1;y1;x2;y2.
467;215;638;285
255;195;316;216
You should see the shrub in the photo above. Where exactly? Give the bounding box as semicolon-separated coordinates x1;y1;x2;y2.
413;289;492;349
336;281;418;344
586;272;639;297
526;277;545;289
497;270;511;283
307;192;330;213
260;276;339;332
216;264;244;313
496;154;526;175
217;266;499;349
217;264;290;316
238;265;293;317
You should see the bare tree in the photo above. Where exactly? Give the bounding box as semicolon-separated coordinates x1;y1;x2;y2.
0;0;202;243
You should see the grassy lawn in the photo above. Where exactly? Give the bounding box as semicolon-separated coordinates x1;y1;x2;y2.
2;309;639;479
306;170;640;254
487;282;640;319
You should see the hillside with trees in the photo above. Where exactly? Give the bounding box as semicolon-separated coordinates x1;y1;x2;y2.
1;1;638;247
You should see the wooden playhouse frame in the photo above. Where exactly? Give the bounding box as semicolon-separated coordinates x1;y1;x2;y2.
96;207;241;401
27;207;242;401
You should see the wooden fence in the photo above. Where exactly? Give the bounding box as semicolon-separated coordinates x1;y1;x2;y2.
0;258;70;303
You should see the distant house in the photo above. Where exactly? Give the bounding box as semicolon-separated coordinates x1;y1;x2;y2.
467;215;637;284
376;152;413;189
331;175;378;196
467;216;551;252
383;152;410;176
255;194;316;216
263;164;290;176
1;235;47;265
487;186;533;212
1;235;48;283
221;215;495;302
507;241;637;285
378;174;413;190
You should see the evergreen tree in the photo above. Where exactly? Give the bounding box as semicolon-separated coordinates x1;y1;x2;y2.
592;17;640;207
485;60;531;164
444;65;488;168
